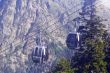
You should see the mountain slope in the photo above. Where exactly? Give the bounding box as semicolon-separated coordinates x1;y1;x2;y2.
0;0;109;73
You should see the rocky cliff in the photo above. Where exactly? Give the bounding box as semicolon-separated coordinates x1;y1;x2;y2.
0;0;109;73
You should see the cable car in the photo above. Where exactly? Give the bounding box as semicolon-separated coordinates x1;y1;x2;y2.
66;32;80;50
66;25;88;50
32;45;49;63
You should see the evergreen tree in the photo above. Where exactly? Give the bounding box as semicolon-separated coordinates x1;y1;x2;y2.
71;6;108;73
50;58;74;73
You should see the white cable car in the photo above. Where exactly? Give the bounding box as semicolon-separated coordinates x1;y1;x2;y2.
32;45;49;63
32;30;49;64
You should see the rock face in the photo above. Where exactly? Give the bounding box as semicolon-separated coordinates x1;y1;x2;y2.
0;0;109;73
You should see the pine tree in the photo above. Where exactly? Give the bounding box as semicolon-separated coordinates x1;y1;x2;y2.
50;58;74;73
71;6;108;73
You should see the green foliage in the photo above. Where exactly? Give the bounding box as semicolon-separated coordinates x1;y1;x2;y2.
71;12;108;73
51;58;74;73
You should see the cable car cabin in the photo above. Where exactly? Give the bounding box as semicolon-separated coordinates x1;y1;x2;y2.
66;33;80;50
66;26;89;50
32;46;49;63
